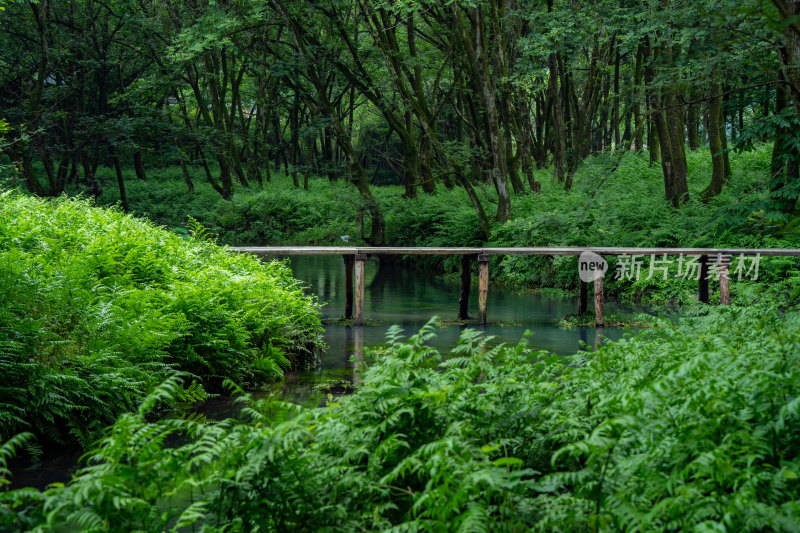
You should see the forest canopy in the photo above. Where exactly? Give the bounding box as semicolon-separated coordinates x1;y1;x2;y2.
2;0;799;243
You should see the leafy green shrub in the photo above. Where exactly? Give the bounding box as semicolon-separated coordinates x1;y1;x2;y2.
0;192;322;445
4;279;799;531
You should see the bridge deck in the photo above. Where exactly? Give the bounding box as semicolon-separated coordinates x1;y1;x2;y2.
230;246;800;256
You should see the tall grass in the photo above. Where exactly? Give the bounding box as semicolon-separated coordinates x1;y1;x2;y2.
0;192;322;446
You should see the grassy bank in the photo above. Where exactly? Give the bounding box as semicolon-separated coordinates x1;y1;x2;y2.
91;144;799;306
0;192;322;447
2;277;799;531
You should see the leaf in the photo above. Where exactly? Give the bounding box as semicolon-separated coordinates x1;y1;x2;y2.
492;457;523;468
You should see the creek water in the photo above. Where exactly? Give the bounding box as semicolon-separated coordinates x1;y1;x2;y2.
12;254;642;489
243;254;640;407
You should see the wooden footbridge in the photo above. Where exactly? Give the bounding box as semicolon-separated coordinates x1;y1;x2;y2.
231;247;800;327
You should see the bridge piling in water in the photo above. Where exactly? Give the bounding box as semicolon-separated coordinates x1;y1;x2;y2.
594;274;604;328
343;255;354;319
698;255;709;303
478;254;489;326
578;280;588;315
719;255;731;305
459;255;473;320
354;254;367;326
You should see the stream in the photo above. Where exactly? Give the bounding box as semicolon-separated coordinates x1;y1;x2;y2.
226;254;640;408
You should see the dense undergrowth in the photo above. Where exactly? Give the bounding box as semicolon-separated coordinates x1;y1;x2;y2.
93;144;800;305
0;192;322;447
2;274;799;531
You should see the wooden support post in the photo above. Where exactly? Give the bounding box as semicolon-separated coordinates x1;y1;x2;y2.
594;274;604;328
578;280;588;315
719;255;731;305
477;254;489;326
354;254;367;326
698;255;709;303
343;255;354;319
459;255;472;320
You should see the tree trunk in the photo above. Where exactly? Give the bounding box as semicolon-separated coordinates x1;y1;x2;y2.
599;71;611;151
200;154;225;196
455;6;511;221
645;44;677;206
702;82;725;201
775;1;800;127
133;151;147;181
303;133;314;190
290;95;300;188
771;71;799;213
216;156;234;200
687;102;700;150
179;154;194;194
187;60;234;199
503;109;525;195
420;135;436;194
517;96;541;192
68;153;79;185
652;106;679;207
613;46;621;148
549;53;567;186
645;41;689;206
648;114;660;163
400;112;419;198
720;104;732;182
634;44;645;151
663;46;689;202
237;94;262;187
665;89;690;202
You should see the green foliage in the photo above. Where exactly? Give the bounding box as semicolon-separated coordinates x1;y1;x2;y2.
3;281;799;531
0;192;322;446
95;143;799;306
0;117;15;182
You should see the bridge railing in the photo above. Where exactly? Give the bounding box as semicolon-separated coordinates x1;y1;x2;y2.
230;246;800;327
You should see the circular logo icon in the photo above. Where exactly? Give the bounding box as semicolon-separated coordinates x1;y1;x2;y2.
578;251;607;282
